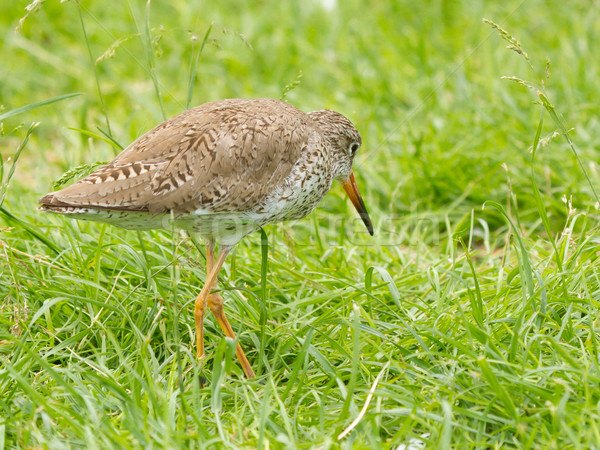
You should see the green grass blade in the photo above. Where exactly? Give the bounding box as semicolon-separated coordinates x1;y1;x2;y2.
460;239;484;328
186;24;213;109
537;90;600;204
341;303;361;418
68;127;121;149
0;122;38;207
140;0;165;119
77;4;111;134
0;206;60;254
0;93;82;121
484;201;534;298
477;356;518;422
257;227;269;376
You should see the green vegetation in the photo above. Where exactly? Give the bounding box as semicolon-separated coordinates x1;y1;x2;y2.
2;0;600;447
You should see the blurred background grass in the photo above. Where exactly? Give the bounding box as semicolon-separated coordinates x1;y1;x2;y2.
1;0;600;448
4;0;598;220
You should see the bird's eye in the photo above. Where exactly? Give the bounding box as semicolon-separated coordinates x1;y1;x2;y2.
349;142;360;155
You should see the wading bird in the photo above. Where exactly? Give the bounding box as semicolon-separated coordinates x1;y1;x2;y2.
40;98;373;379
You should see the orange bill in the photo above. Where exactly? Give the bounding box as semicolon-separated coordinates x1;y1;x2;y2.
342;171;374;236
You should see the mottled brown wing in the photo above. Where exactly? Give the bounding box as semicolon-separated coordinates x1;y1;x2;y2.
40;99;309;215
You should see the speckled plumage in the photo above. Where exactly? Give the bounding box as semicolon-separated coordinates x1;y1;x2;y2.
40;98;365;245
39;98;372;379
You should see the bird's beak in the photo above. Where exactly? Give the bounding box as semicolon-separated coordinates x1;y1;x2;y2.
342;171;374;236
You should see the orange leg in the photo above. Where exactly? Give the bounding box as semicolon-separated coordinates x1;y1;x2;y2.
208;290;256;379
193;243;255;379
194;241;223;361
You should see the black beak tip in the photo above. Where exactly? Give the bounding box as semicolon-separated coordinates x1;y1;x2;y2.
361;214;374;236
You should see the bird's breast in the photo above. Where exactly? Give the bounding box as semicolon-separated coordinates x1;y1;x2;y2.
248;149;333;225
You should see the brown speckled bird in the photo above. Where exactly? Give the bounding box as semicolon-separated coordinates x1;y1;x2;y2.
39;98;373;379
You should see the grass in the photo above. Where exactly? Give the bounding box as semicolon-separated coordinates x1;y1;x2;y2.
1;0;600;447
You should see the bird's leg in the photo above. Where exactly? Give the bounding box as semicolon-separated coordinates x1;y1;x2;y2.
206;240;215;274
194;240;224;360
194;243;255;379
204;247;255;379
207;284;256;379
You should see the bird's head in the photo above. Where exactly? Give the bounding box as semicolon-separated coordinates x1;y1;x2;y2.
308;109;373;236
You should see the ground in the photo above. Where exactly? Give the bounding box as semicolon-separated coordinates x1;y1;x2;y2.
1;0;600;448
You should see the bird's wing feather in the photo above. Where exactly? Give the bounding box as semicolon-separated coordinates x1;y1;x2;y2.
40;99;309;215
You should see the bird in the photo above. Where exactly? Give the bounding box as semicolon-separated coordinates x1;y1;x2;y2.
39;98;373;379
